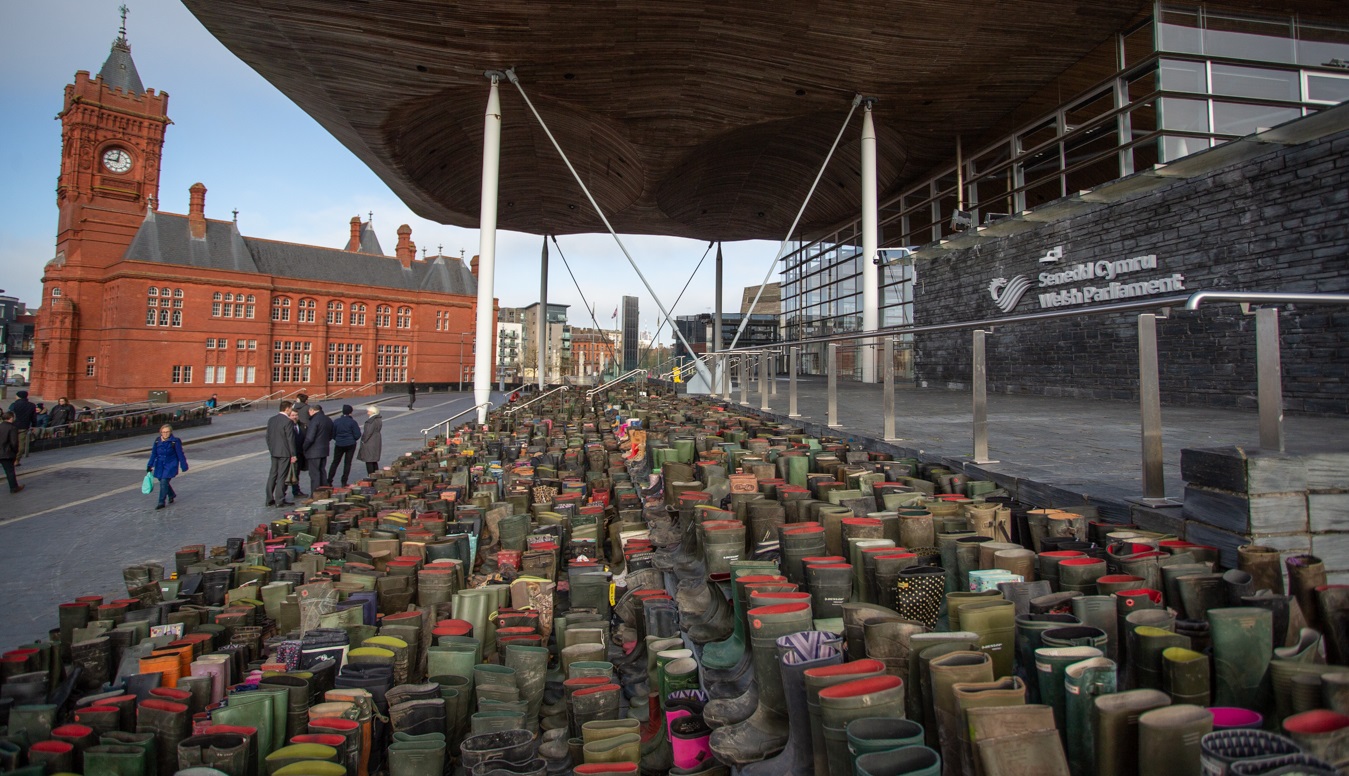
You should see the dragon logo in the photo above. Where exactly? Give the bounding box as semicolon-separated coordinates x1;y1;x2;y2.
988;275;1032;313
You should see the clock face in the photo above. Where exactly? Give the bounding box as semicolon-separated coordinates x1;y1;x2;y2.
102;148;132;174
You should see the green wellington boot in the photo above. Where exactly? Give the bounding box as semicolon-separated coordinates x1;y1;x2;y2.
846;717;925;761
930;651;994;772
952;677;1026;776
804;659;889;774
1033;646;1102;736
1238;545;1285;596
386;737;447;776
1137;704;1213;776
818;675;906;776
1064;657;1117;776
910;635;980;749
1211;607;1274;714
708;601;815;765
99;732;157;776
960;600;1018;679
854;746;942;776
83;744;149;776
1132;626;1190;692
1162;647;1211;707
1092;689;1171;776
968;705;1070;776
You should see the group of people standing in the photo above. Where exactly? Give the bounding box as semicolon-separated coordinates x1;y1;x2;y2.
264;394;383;507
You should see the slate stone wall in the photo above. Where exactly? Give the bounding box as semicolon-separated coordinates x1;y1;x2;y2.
912;126;1349;414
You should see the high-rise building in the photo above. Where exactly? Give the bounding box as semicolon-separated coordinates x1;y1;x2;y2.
621;296;639;372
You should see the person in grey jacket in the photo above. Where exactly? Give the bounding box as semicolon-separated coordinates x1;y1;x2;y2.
303;403;334;491
328;404;361;487
357;405;383;474
265;400;297;506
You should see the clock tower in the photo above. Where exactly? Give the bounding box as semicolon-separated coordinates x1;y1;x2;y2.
35;8;170;399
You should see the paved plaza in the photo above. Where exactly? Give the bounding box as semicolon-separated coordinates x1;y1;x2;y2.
2;380;1346;647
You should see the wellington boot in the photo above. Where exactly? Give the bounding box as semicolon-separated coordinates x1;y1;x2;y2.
894;566;947;629
100;731;157;776
818;675;906;776
265;743;340;775
739;631;842;776
678;580;736;645
967;705;1068;776
930;650;994;773
804;658;888;773
1238;545;1285;596
1063;657;1116;776
1274;627;1324;664
841;602;906;661
1041;625;1108;651
178;733;251;776
1091;689;1171;776
952;677;1026;776
1315;585;1349;665
84;744;149;776
1131;625;1188;692
137;698;190;776
1286;555;1327;634
955;535;993;592
505;645;551;732
703;572;785;672
1013;614;1079;702
846;717;925;761
702;681;756;728
459;729;537;772
1223;569;1256;607
668;715;712;769
1058;558;1106;595
1162;647;1210;707
386;737;446;776
1137;705;1213;776
582;732;640;764
960;600;1017;678
1096;575;1146;597
864;619;927;683
27;740;75;774
998;581;1051;618
805;563;854;620
1070;595;1118;661
945;590;1002;633
909;635;979;748
1176;573;1228;622
1033;647;1102;735
1211;607;1274;714
1282;709;1349;768
1029;591;1083;616
855;746;942;776
708;601;814;765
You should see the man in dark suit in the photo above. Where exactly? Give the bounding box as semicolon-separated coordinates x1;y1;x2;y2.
303;403;335;492
265;400;297;506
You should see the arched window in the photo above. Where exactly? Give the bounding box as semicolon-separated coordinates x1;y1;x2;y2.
272;296;291;322
174;289;184;298
376;305;392;328
350;302;367;326
397;306;412;329
298;298;317;323
326;300;345;325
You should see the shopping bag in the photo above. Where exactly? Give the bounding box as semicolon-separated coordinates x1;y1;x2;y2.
142;472;155;494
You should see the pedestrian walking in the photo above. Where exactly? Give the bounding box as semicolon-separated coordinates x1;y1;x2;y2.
1;411;21;494
357;405;383;474
303;403;334;491
6;390;36;466
265;400;297;507
407;379;417;409
328;404;361;487
146;424;188;509
48;398;75;430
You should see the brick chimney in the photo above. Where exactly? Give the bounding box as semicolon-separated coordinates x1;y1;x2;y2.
345;216;362;251
188;183;207;239
396;224;415;268
470;254;480;277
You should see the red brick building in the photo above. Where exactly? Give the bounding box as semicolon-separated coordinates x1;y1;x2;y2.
33;30;493;404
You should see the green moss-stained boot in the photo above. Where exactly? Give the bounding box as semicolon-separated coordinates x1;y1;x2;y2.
855;746;942;776
1137;705;1213;776
1064;657;1116;776
1092;689;1171;776
1162;647;1210;707
1211;607;1273;714
1034;646;1102;736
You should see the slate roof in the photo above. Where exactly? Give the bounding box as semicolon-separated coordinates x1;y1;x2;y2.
122;210;478;296
98;39;144;95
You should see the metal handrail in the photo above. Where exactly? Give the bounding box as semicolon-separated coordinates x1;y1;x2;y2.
39;399;209;433
1183;291;1349;310
504;385;570;415
586;369;648;399
421;401;494;439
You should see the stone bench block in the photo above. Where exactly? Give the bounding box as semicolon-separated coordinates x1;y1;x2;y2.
1182;484;1307;535
1180;447;1307;495
1309;493;1349;534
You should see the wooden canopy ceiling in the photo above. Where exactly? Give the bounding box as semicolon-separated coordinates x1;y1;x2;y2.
182;0;1340;241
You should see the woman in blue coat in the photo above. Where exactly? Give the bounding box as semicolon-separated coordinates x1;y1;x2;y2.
147;423;189;509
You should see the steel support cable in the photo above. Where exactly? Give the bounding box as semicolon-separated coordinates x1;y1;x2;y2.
549;234;621;369
505;68;713;386
730;94;864;349
638;240;714;366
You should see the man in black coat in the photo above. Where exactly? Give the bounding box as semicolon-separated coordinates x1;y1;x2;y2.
1;411;21;494
6;390;36;466
303;403;335;492
265;400;297;506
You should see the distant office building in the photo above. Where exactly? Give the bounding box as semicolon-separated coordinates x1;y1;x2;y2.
621;296;639;372
1;296;35;386
673;313;778;361
496;307;524;383
520;302;571;384
570;327;620;379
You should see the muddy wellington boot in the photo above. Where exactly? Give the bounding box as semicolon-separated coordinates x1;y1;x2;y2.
930;651;994;772
805;659;889;773
950;677;1026;775
1211;607;1274;714
1287;555;1328;633
1315;584;1349;665
1063;657;1116;776
708;601;815;766
1092;689;1172;776
966;705;1069;776
1238;545;1285;596
740;631;842;776
1137;705;1214;776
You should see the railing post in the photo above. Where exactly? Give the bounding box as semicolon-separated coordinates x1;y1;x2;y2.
771;351;778;396
827;342;841;428
1255;306;1286;452
1138;313;1167;501
739;355;749;405
759;350;770;411
788;347;800;418
883;337;898;441
720;355;731;401
971;329;996;463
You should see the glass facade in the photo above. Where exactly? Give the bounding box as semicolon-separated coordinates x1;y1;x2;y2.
778;2;1348;376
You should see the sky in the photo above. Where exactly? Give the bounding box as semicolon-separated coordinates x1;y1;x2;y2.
0;0;782;343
